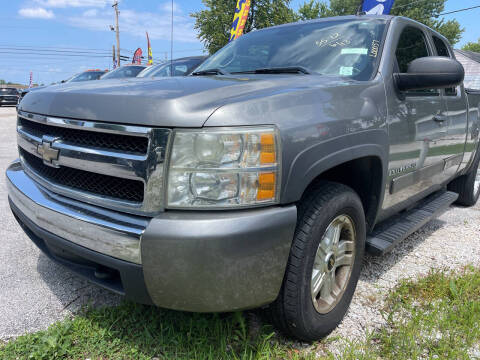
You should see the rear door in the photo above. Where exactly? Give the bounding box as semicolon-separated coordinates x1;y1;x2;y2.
431;35;469;179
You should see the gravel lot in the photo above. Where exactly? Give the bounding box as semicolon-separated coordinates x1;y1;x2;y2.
0;106;479;344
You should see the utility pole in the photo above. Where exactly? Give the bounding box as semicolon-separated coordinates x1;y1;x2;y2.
112;1;120;67
112;45;116;69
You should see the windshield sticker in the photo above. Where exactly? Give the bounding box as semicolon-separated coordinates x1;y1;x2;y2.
341;48;368;55
316;33;352;48
370;40;380;57
339;66;353;76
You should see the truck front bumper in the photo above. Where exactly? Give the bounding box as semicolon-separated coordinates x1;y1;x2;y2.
7;160;297;312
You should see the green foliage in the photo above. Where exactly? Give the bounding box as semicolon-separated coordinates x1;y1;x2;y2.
0;303;316;360
463;38;480;53
191;0;296;55
1;267;480;359
296;0;328;21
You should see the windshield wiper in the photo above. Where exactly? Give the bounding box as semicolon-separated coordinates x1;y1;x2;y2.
233;66;312;75
191;68;230;76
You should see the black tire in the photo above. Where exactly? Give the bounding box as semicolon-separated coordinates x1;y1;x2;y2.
448;148;480;207
267;181;365;341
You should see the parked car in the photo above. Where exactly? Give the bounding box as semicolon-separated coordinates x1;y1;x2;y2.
62;69;107;83
100;65;146;80
9;15;480;341
137;56;207;78
0;87;20;106
18;69;108;107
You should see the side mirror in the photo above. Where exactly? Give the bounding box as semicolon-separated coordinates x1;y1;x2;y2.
394;56;464;91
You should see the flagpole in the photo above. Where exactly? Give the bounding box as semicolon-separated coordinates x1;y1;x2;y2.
170;0;173;76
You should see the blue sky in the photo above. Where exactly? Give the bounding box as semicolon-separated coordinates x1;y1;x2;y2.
1;0;479;85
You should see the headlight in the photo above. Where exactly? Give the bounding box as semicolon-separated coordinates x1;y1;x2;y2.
166;127;281;209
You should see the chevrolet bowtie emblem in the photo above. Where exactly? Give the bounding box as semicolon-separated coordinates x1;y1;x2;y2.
37;140;59;164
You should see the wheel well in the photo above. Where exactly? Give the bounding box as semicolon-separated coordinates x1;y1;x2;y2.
301;156;383;230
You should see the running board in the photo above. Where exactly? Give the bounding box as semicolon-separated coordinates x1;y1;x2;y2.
366;191;458;256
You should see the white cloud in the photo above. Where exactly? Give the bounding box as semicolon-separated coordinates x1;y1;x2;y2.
67;3;198;43
33;0;109;8
18;7;55;19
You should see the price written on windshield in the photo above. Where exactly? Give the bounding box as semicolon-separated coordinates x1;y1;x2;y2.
315;33;351;48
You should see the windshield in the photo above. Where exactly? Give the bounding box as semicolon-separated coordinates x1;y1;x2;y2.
195;18;387;80
0;88;18;95
137;64;160;78
100;66;145;79
137;59;204;78
69;71;105;82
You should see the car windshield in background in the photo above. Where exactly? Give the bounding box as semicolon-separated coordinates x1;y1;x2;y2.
138;59;205;78
0;88;19;95
69;71;105;82
195;18;387;80
100;66;145;80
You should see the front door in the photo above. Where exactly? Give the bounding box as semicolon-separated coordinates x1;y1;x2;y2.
383;25;449;211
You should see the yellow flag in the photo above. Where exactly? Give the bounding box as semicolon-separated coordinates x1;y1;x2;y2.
146;31;153;65
229;0;251;42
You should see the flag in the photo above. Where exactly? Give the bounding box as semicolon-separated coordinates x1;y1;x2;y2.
132;48;142;64
146;32;153;65
229;0;251;42
362;0;395;15
29;71;33;88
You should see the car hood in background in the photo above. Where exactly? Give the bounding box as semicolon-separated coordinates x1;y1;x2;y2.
19;75;348;128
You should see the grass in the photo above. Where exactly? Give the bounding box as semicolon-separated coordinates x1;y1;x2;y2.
1;266;480;360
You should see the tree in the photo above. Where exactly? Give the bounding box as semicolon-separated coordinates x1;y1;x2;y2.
297;0;463;45
191;0;296;54
463;39;480;53
297;0;329;21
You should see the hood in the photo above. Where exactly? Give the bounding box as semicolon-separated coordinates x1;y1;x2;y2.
19;75;347;128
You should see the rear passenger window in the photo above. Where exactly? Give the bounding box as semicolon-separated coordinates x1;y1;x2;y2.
433;36;457;96
433;36;450;57
396;27;429;73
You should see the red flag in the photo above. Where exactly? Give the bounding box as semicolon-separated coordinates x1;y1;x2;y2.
132;48;142;64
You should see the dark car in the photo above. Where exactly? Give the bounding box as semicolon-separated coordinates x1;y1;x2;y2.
100;65;146;80
137;56;207;78
0;87;20;106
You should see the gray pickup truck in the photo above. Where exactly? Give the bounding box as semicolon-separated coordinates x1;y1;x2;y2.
8;15;480;341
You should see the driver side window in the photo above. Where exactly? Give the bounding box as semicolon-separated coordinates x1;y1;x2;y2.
395;26;437;95
396;27;429;73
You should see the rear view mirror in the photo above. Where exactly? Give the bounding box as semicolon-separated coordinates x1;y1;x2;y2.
394;56;464;91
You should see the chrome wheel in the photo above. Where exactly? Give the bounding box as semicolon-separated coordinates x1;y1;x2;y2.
311;215;355;314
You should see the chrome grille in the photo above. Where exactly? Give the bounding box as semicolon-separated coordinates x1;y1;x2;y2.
20;149;145;202
18;117;149;154
17;111;170;216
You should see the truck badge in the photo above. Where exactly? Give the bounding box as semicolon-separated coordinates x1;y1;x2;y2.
37;140;59;165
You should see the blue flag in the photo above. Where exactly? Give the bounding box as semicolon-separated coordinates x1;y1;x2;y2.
362;0;395;15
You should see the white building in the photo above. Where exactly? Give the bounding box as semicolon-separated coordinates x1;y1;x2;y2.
454;50;480;90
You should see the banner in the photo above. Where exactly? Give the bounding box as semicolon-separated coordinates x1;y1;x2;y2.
229;0;251;42
146;32;153;65
362;0;395;15
132;48;142;64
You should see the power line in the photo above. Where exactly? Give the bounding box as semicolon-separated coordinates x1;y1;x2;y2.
438;5;480;17
0;47;111;55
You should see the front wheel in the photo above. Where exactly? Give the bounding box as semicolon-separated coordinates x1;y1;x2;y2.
267;182;365;341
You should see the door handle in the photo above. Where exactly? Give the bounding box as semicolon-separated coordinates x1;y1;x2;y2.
433;115;448;123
